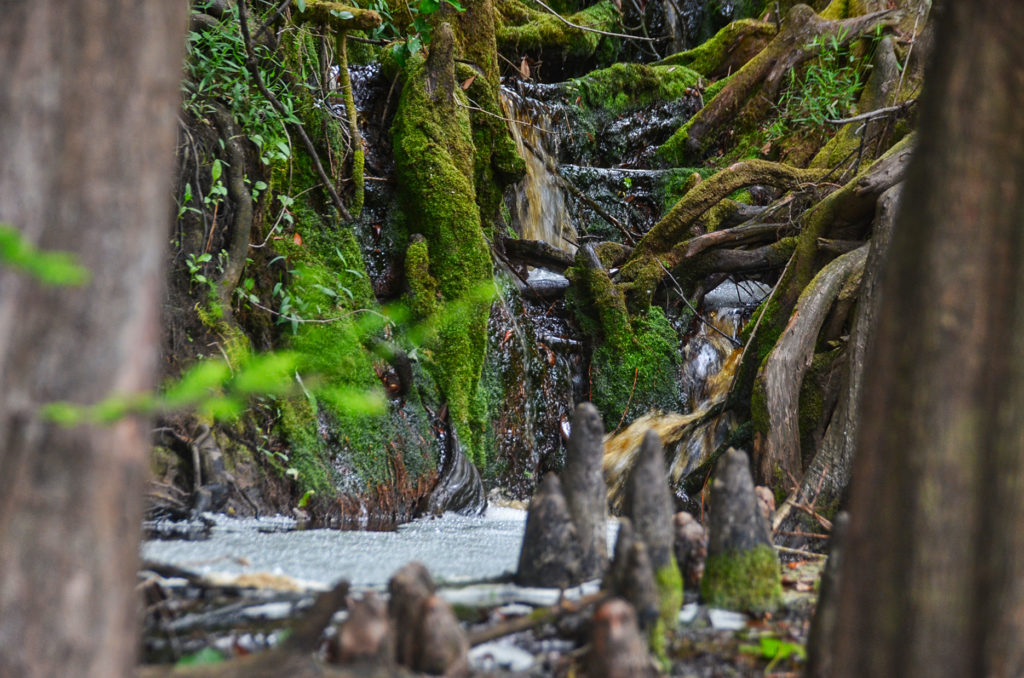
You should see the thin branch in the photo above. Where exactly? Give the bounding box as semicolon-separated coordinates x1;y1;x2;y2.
255;0;293;42
775;545;827;559
237;0;353;222
826;100;916;125
529;0;657;42
657;261;742;348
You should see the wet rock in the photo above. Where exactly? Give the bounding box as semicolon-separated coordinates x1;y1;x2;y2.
622;542;660;631
411;594;469;676
672;512;707;589
329;592;394;668
701;448;782;614
563;402;608;580
388;561;436;666
603;517;634;594
515;473;582;588
587;599;659;678
754;485;775;524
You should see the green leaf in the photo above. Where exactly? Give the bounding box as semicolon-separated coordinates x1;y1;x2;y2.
0;224;91;286
211;158;222;182
161;360;232;409
295;0;306;12
232;352;298;395
176;647;226;667
419;0;440;14
331;9;355;19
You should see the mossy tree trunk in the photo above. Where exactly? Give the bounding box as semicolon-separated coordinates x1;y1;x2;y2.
392;18;523;464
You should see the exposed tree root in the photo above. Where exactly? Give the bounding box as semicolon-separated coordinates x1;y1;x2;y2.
209;104;254;319
662;4;902;162
755;243;868;486
772;182;902;544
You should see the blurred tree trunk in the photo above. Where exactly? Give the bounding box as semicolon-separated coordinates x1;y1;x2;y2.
829;2;1024;676
0;2;186;677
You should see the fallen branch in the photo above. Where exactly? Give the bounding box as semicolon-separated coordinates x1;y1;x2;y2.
467;589;609;646
826;99;916;125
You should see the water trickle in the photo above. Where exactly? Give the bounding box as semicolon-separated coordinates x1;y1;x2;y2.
500;87;577;253
603;280;770;511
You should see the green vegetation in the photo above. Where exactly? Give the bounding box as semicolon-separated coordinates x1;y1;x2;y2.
765;29;869;141
701;544;782;614
0;224;90;286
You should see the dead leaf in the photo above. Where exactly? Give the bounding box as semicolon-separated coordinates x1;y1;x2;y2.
519;56;531;81
461;74;476;90
293;232;303;246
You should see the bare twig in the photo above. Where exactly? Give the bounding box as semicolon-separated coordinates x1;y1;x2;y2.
775;545;827;559
254;0;293;42
657;261;742;348
528;0;657;42
467;590;609;646
826;100;916;125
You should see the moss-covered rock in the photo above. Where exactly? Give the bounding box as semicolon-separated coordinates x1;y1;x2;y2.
569;62;701;114
701;544;782;613
497;0;621;67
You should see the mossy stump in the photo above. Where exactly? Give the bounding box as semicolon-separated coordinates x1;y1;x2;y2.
701;448;782;614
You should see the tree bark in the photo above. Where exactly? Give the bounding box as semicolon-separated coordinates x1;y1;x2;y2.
829;2;1024;676
0;3;186;677
756;243;867;486
772;183;901;543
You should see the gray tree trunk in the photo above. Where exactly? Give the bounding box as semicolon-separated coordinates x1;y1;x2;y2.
829;2;1024;676
0;3;187;677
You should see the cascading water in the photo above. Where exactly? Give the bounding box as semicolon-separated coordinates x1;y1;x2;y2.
500;87;578;254
604;279;770;511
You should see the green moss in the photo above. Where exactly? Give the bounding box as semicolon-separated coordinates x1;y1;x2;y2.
568;62;701;114
590;306;685;425
656;559;684;624
405;238;440;319
278;397;334;495
391;51;494;464
701;544;782;614
659;19;774;77
497;0;620;61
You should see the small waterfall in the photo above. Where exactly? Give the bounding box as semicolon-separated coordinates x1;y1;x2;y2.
603;280;770;512
499;87;578;254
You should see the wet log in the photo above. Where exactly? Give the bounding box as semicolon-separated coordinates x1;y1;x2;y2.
633;159;827;260
499;235;574;272
756;243;868;487
772;184;902;541
290;0;383;31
